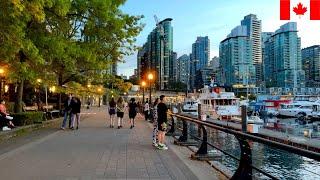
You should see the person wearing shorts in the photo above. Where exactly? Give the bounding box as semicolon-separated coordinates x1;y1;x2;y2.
108;98;116;128
116;97;125;129
157;95;168;150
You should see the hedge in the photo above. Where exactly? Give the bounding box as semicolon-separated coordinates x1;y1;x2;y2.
12;112;45;126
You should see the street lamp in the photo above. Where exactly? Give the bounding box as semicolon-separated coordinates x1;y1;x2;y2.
141;80;146;103
147;73;154;104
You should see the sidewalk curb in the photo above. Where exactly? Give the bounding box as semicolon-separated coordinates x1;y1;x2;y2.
0;118;63;142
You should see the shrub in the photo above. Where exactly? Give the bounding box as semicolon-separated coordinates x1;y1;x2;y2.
12;112;45;126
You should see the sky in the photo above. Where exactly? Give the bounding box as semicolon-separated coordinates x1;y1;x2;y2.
118;0;320;77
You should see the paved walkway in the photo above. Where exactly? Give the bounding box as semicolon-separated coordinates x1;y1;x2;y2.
0;107;220;180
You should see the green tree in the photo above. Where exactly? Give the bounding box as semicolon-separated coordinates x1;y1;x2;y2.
1;0;143;111
0;0;51;112
37;0;143;109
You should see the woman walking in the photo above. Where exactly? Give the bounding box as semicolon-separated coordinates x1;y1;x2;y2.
152;98;160;147
128;98;137;129
108;98;116;128
116;97;125;129
70;97;81;130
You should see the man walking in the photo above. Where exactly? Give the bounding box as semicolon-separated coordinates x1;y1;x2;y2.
61;94;73;130
157;95;168;150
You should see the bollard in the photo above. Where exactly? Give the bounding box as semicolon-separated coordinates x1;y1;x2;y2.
241;105;247;133
198;104;202;137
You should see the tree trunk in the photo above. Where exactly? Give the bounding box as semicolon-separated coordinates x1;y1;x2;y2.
14;80;24;113
58;74;63;111
59;92;62;111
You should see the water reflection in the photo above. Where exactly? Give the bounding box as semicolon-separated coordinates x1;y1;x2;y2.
206;128;320;179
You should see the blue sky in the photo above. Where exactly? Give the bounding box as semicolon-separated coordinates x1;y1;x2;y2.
119;0;320;77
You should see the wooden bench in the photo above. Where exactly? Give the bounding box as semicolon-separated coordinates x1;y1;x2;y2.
23;106;38;111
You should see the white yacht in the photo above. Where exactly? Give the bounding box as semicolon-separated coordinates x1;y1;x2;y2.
199;86;241;120
182;98;199;113
278;101;320;118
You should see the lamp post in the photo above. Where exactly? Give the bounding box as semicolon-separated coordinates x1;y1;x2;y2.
147;73;154;104
0;68;4;99
141;80;146;103
36;78;42;102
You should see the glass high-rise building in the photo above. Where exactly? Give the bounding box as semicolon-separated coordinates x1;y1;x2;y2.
137;18;173;90
263;22;305;88
190;36;210;89
170;52;177;83
219;25;256;88
241;14;263;86
177;54;190;87
302;45;320;87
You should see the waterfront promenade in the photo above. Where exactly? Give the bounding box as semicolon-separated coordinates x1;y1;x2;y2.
0;107;223;180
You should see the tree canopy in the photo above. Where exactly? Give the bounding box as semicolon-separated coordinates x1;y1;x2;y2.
0;0;143;112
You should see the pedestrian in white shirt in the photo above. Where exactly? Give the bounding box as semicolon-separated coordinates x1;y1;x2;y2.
144;101;150;121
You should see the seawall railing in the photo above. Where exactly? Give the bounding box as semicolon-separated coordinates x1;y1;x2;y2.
167;104;320;180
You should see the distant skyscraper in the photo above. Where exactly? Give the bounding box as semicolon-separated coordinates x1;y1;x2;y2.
209;56;220;83
263;22;305;88
261;32;274;87
137;44;148;80
302;45;320;87
241;14;263;86
170;52;177;83
190;36;210;89
137;18;173;90
109;63;117;75
219;25;256;89
177;54;190;86
195;66;214;89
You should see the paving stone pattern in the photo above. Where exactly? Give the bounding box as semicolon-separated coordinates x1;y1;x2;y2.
0;107;199;180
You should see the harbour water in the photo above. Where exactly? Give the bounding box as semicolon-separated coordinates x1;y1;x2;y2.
206;128;320;179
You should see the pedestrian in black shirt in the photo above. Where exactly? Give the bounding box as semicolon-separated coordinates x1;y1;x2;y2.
108;98;116;128
70;97;81;130
128;98;137;129
157;95;168;150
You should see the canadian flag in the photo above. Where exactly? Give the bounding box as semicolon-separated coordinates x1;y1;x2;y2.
280;0;320;20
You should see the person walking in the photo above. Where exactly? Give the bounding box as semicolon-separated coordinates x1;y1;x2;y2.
108;98;116;128
128;98;137;129
157;95;168;150
116;97;125;129
70;97;81;130
61;94;73;130
144;101;150;121
152;98;160;147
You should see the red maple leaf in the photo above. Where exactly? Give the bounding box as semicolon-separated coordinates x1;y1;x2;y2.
293;3;307;16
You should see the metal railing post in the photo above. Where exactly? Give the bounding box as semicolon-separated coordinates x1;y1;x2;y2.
231;138;252;180
198;104;202;137
241;105;247;133
178;120;188;142
168;114;175;134
195;124;208;156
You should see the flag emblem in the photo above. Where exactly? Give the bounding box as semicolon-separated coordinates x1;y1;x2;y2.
280;0;320;20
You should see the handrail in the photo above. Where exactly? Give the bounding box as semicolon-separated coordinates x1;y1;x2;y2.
169;112;320;161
